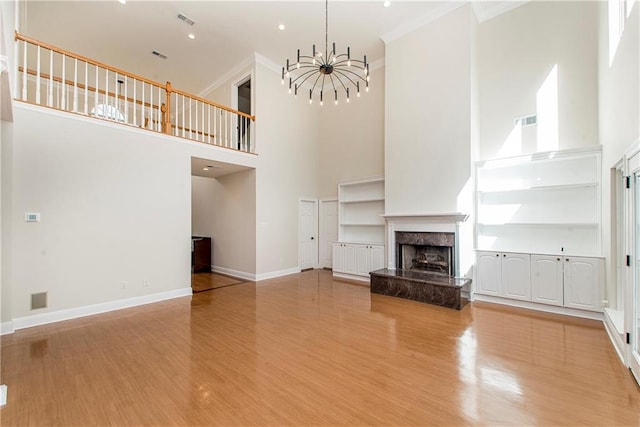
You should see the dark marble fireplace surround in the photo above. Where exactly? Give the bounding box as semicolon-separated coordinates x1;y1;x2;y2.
371;231;471;310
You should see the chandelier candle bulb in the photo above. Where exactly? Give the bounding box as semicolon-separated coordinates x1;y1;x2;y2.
282;0;369;106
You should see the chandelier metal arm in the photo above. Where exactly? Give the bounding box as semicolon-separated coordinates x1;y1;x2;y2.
281;0;369;105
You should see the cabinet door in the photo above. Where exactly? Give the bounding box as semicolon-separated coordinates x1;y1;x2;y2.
370;245;385;272
531;255;563;306
344;244;358;275
332;243;345;273
501;253;531;301
563;256;603;311
476;251;502;296
356;245;371;276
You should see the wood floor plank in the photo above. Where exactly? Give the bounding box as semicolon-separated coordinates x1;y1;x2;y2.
1;269;639;426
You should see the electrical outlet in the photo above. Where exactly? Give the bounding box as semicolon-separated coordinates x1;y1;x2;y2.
121;281;127;289
143;280;150;288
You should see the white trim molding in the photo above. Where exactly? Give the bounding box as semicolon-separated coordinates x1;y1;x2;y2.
11;288;192;331
471;1;529;23
212;266;256;282
1;321;14;335
380;2;467;44
199;54;256;99
255;267;301;282
474;294;604;321
0;384;7;406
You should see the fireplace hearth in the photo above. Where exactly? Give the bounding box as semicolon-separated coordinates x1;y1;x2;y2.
371;228;470;310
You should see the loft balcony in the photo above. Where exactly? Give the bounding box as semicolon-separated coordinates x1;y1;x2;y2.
12;32;256;154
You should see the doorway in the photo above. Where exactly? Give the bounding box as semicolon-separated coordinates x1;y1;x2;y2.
234;76;251;152
299;199;318;270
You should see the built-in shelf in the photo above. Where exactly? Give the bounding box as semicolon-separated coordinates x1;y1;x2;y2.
340;198;385;204
475;146;602;257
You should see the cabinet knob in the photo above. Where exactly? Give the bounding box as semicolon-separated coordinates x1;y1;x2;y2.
566;258;570;262
503;254;506;257
557;258;560;261
496;254;499;257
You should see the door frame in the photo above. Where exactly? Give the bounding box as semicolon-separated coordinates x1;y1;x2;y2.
231;72;255;151
319;198;338;269
299;198;319;270
626;142;640;382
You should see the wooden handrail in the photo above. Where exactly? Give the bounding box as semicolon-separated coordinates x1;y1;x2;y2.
171;87;255;121
18;66;160;110
15;31;256;150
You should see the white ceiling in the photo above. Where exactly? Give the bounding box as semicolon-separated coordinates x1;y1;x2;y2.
21;0;470;95
191;156;252;178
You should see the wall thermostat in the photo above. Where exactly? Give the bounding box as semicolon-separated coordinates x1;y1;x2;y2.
25;213;41;222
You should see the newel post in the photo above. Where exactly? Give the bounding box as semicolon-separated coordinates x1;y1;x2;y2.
163;81;173;134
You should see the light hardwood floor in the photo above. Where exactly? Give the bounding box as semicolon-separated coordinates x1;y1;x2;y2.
1;269;639;426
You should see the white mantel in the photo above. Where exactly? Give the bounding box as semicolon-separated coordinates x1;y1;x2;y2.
384;212;469;273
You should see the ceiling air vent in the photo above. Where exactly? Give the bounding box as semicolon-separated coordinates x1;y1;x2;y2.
514;114;537;127
152;50;168;59
178;13;196;26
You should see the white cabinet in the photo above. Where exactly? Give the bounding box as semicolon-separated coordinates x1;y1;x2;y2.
477;251;603;313
477;251;502;296
333;243;384;280
563;256;603;311
476;251;530;301
501;253;531;301
333;177;386;282
531;255;564;306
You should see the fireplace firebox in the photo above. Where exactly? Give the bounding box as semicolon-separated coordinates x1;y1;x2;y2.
395;231;455;276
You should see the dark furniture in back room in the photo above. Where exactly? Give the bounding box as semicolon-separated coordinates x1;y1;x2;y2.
192;236;212;273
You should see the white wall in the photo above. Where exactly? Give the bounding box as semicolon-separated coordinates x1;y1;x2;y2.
317;66;385;198
385;5;473;215
478;1;599;160
10;103;256;320
254;60;319;276
598;2;639;307
191;176;216;238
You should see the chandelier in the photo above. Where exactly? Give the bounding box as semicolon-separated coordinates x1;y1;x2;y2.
281;0;369;105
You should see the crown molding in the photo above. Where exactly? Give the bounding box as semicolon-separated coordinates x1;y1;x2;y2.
254;52;281;75
380;1;467;44
471;1;529;23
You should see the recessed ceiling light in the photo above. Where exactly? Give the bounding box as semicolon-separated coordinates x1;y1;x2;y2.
202;167;209;171
206;165;222;169
383;0;391;7
118;0;126;4
278;24;285;31
188;33;196;40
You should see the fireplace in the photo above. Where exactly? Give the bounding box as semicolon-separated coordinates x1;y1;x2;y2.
396;231;455;276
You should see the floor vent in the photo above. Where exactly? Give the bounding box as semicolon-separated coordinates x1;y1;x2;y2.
31;292;47;310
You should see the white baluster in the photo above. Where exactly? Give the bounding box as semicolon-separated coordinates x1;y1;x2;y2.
149;82;154;129
21;41;27;100
195;101;199;141
94;64;99;114
131;79;136;126
124;77;128;124
213;107;217;145
207;105;211;144
174;94;178;136
73;58;78;112
35;46;41;104
141;82;145;128
61;54;66;110
158;85;162;132
181;95;186;138
84;61;88;114
104;68;109;117
48;50;53;107
189;99;193;139
201;101;205;142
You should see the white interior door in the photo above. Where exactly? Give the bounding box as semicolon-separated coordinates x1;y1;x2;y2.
299;199;318;270
319;200;338;268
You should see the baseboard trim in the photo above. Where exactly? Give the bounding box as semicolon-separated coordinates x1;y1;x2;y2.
11;288;193;331
472;294;604;321
255;267;301;282
603;311;626;365
212;266;256;281
0;384;7;406
1;321;15;335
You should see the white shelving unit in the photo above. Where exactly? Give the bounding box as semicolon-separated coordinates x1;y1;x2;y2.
333;178;385;282
474;147;604;317
338;178;385;245
475;147;601;257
